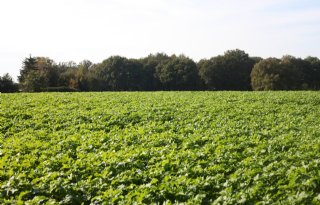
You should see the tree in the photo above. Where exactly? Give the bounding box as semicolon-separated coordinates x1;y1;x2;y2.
251;56;306;91
280;55;306;90
251;56;263;65
18;55;37;87
75;60;92;91
56;61;78;88
304;56;320;89
19;56;58;92
21;71;48;92
0;73;19;93
85;64;105;91
93;56;145;91
251;58;283;90
155;55;200;90
35;57;58;87
19;55;43;92
198;49;255;90
139;53;171;90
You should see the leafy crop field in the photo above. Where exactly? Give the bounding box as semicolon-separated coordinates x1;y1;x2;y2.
1;92;320;204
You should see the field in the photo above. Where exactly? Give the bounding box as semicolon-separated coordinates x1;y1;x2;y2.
1;92;320;204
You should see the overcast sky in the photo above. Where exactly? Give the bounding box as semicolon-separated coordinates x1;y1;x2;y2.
1;0;320;81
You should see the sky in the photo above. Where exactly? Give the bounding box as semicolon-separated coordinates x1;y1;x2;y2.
1;0;320;81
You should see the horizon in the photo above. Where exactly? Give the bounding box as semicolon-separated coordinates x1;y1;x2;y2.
1;0;320;81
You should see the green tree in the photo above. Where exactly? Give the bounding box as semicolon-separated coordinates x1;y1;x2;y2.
280;55;305;90
75;60;92;91
93;56;145;91
19;55;42;92
19;56;58;92
251;58;283;90
0;73;19;93
56;61;78;89
18;55;37;88
139;53;171;90
251;56;306;91
36;57;58;87
155;55;199;90
304;56;320;89
251;56;263;65
198;49;255;90
22;71;48;92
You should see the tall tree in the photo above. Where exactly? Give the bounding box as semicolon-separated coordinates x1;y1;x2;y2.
155;55;200;90
304;56;320;89
251;58;283;90
251;56;306;91
93;56;145;91
75;60;92;91
198;49;255;90
56;61;78;89
18;55;37;85
280;55;305;90
19;56;58;92
0;73;19;93
19;55;41;92
139;53;171;90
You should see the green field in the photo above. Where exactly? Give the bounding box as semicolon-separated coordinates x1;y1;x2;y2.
1;92;320;204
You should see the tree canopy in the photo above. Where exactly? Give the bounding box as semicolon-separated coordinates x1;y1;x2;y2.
7;50;320;92
251;56;319;91
155;55;200;90
198;49;254;90
0;73;19;93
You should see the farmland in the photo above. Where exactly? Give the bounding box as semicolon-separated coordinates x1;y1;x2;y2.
1;92;320;204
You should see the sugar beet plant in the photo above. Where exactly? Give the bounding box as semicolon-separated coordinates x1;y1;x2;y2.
1;92;320;204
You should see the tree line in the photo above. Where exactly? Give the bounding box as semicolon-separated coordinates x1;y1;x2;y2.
1;49;320;92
